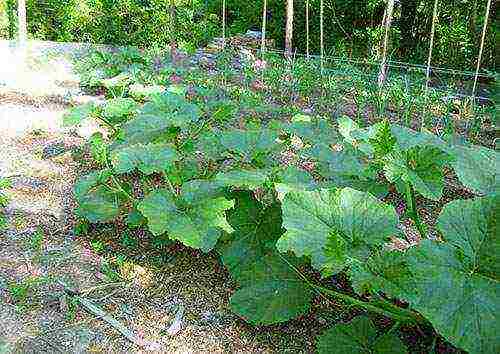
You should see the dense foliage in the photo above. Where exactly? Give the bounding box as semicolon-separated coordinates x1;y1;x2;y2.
65;47;498;353
2;0;219;52
1;0;496;70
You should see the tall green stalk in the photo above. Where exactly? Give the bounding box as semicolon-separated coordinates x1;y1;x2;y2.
404;182;426;237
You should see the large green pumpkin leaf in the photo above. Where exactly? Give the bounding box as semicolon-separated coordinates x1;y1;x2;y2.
63;102;97;127
140;92;200;122
218;192;313;325
317;316;407;354
138;184;234;252
349;251;416;300
129;84;165;101
277;188;399;275
383;146;451;201
274;165;318;201
111;143;178;175
448;144;499;195
102;97;138;124
219;128;279;161
74;170;124;223
117;114;181;146
284;117;338;147
406;196;499;354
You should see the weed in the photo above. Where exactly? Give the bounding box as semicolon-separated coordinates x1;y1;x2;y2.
29;228;44;252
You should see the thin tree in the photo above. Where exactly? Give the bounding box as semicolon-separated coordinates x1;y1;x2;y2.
18;0;27;46
17;0;27;65
285;0;293;56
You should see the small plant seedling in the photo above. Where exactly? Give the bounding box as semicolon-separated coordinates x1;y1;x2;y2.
29;228;44;252
74;220;90;236
120;231;138;248
90;240;105;254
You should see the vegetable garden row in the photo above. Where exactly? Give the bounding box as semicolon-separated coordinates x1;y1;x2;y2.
65;47;498;353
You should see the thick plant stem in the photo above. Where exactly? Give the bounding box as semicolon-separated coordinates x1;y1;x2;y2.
280;254;421;325
405;182;426;238
313;284;420;324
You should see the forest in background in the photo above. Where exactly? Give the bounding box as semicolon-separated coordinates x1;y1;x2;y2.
0;0;497;71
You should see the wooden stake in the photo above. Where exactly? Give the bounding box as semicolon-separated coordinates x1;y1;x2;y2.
285;0;294;56
170;0;177;65
472;0;492;101
222;0;226;48
425;0;439;91
378;0;395;88
261;0;267;53
320;0;324;70
305;0;309;58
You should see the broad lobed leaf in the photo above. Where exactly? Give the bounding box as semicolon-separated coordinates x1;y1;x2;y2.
218;192;313;325
277;187;399;275
317;316;407;354
111;143;178;175
138;183;234;252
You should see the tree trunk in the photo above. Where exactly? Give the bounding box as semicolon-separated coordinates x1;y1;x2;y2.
18;0;27;45
285;0;293;56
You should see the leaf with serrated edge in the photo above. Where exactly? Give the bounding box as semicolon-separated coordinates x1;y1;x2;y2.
448;144;499;195
102;98;138;123
349;251;415;301
384;146;451;201
317;316;407;354
406;196;499;354
74;170;123;223
138;186;234;252
63;103;96;127
218;192;313;325
275;166;317;201
111;143;178;175
220;129;278;160
277;188;398;275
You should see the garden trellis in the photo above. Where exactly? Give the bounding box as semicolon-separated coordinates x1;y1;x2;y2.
10;0;495;103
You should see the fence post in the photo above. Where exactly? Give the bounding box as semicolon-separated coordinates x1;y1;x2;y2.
320;0;324;71
285;0;293;56
378;0;395;88
170;0;177;65
425;0;439;91
222;0;226;48
261;0;267;53
305;0;309;59
472;0;492;102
